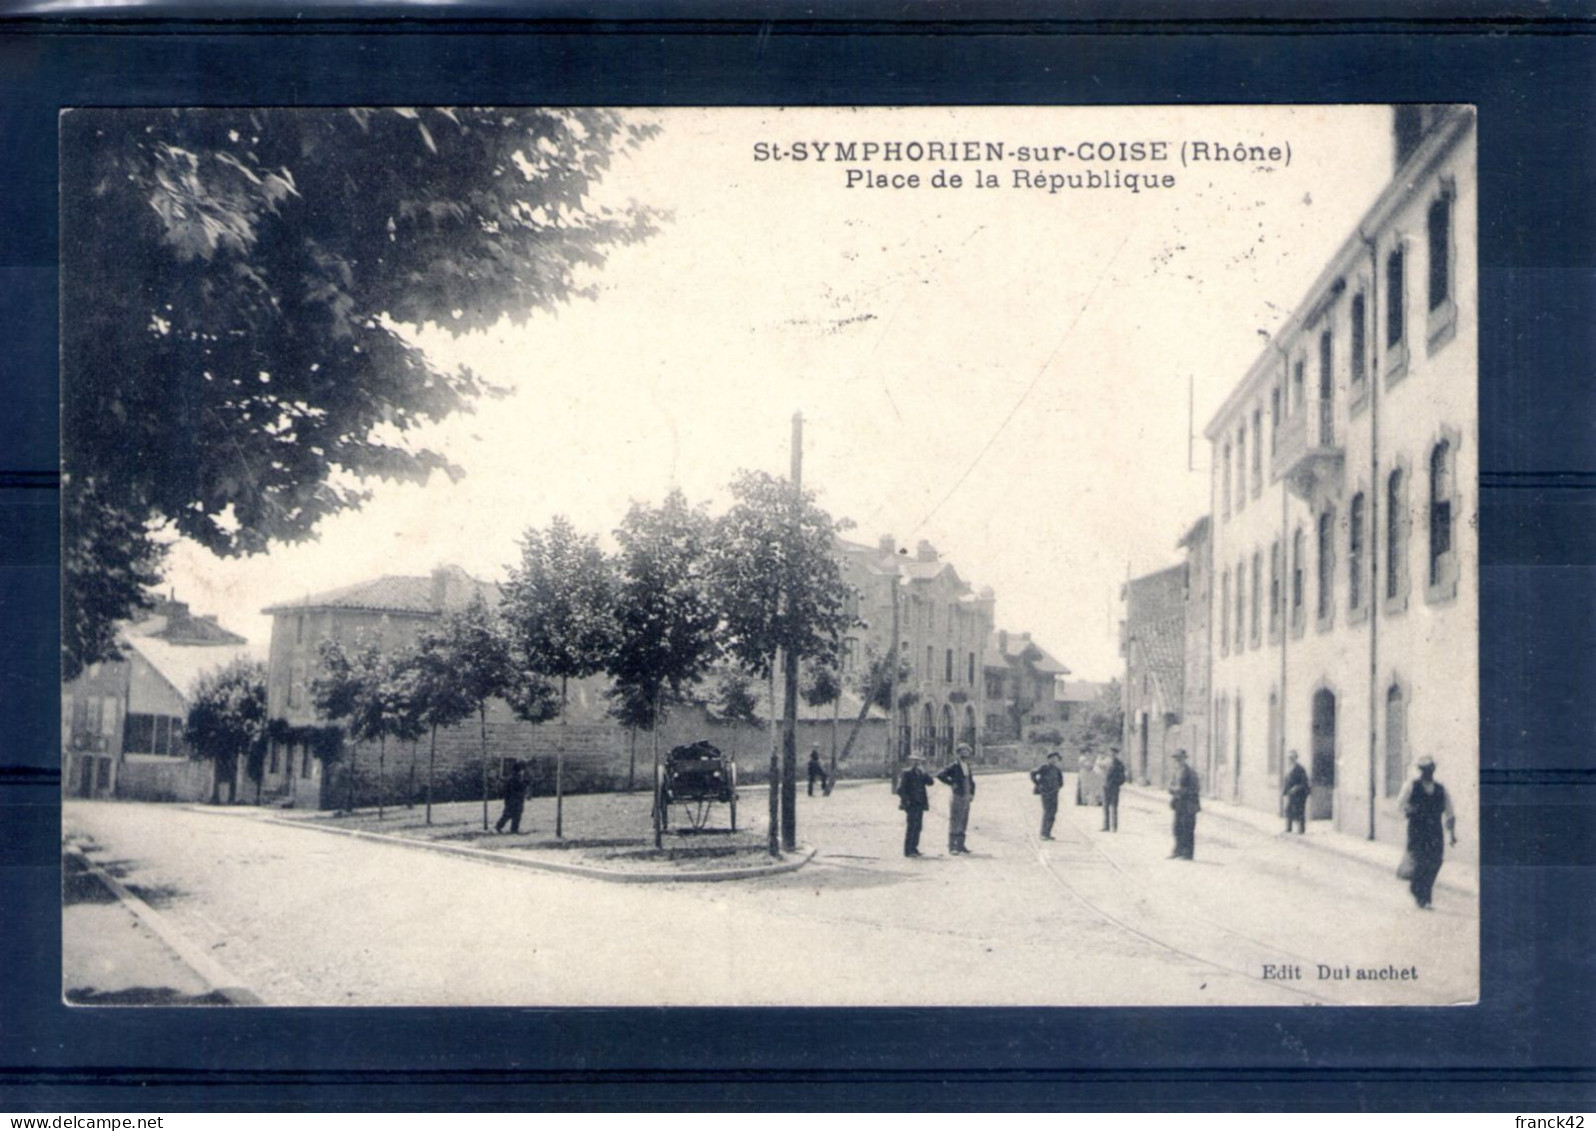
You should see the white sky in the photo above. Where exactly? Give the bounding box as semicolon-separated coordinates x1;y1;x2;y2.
162;105;1394;680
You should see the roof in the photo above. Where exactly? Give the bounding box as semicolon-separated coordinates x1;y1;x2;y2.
1128;615;1185;711
986;630;1070;676
1057;679;1109;704
1123;563;1186;623
124;636;257;702
262;564;501;616
1176;516;1212;551
124;600;248;647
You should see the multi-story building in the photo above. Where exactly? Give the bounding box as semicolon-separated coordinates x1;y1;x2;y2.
983;629;1071;741
1121;563;1186;787
1203;106;1476;856
62;596;253;801
833;536;996;765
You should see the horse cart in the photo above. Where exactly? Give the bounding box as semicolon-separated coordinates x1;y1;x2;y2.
655;741;739;833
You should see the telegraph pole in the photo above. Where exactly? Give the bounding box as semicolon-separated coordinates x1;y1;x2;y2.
781;412;803;851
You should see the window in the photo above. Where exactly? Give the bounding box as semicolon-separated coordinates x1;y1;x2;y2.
124;713;183;757
1270;385;1281;452
1220;569;1231;655
1386;245;1406;349
1292;357;1305;415
269;743;280;774
1222;442;1232;518
1291;528;1305;632
1317;509;1335;624
1386;466;1410;611
1235;558;1247;647
1428;192;1452;312
1251;407;1263;493
1234;696;1244;785
295;614;305;644
1428;436;1461;601
302;744;313;777
1267;689;1281;777
1384;682;1408;797
1349;493;1366;613
1318;329;1334;446
1214;694;1228;769
1236;424;1247;513
967;652;976;685
1350;292;1368;389
926;645;934;680
1250;550;1262;646
945;648;954;683
1268;541;1281;640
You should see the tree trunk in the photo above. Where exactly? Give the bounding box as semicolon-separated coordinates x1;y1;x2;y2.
782;647;800;853
627;728;637;793
828;692;839;793
345;740;356;813
651;707;663;850
556;675;567;839
406;739;417;809
377;735;386;821
767;663;780;858
479;703;491;831
426;723;437;826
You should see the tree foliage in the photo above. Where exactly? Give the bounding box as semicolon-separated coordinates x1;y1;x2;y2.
708;470;854;681
503;515;618;693
60;106;662;673
185;658;269;803
608;490;721;731
61;478;166;682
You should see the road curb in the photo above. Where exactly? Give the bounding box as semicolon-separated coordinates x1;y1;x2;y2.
255;814;818;883
64;842;264;1006
1118;783;1477;897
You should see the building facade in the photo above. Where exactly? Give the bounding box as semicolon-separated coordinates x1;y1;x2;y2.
1121;563;1187;787
1203;106;1476;857
833;536;996;767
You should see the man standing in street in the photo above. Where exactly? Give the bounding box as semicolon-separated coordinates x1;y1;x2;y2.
1167;749;1200;859
494;761;527;835
1030;751;1065;840
1397;754;1458;909
1102;748;1128;832
895;752;934;858
937;743;978;854
806;745;827;797
1281;750;1311;834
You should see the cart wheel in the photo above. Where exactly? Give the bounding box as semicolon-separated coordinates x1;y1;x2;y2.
729;790;738;832
656;786;669;831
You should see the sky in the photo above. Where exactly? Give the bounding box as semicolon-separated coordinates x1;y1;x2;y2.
161;105;1394;680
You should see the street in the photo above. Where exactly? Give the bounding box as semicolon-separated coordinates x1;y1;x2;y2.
63;771;1477;1007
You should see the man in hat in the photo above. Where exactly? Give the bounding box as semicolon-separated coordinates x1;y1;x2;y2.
1167;749;1201;860
1101;748;1128;832
937;743;978;854
1396;755;1458;909
495;760;527;835
895;752;935;858
1029;751;1065;840
1281;750;1311;834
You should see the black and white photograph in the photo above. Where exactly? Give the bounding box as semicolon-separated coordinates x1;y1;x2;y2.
59;103;1479;1008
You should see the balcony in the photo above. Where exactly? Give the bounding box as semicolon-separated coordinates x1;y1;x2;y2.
1271;400;1344;502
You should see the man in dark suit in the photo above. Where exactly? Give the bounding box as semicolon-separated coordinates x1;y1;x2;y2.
1030;751;1065;840
895;752;934;858
1281;750;1310;834
1101;750;1128;832
1167;749;1201;860
937;743;977;854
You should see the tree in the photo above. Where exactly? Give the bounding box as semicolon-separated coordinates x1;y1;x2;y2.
60;107;663;675
502;516;618;837
801;658;843;789
604;681;654;793
185;658;269;805
709;470;854;852
834;646;912;771
409;625;479;826
310;636;383;814
609;490;721;848
422;596;518;830
708;665;763;764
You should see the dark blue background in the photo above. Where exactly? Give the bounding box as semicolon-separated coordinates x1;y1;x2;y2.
1;15;1592;1112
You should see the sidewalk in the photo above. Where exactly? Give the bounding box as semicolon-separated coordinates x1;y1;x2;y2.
1121;781;1477;897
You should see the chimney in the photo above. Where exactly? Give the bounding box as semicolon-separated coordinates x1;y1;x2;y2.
878;534;896;557
916;539;937;562
431;566;452;611
998;629;1009;654
1393;105;1428;169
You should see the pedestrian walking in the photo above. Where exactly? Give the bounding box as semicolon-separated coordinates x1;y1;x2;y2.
1397;755;1458;909
1101;749;1127;832
1029;751;1065;840
895;753;935;858
494;761;527;835
1167;749;1200;859
806;746;827;797
1281;751;1310;834
937;743;978;854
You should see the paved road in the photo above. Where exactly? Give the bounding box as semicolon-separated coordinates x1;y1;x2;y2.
62;772;1476;1007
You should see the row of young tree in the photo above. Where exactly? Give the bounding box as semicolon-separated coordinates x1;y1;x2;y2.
185;472;921;849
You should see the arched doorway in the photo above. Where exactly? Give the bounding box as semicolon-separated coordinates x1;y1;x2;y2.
940;704;955;761
919;703;935;758
961;705;977;752
1311;688;1336;820
897;704;913;765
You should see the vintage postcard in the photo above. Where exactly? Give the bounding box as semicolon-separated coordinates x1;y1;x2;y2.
60;104;1478;1007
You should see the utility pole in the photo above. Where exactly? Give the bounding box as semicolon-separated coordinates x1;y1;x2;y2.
886;567;900;779
781;411;803;852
